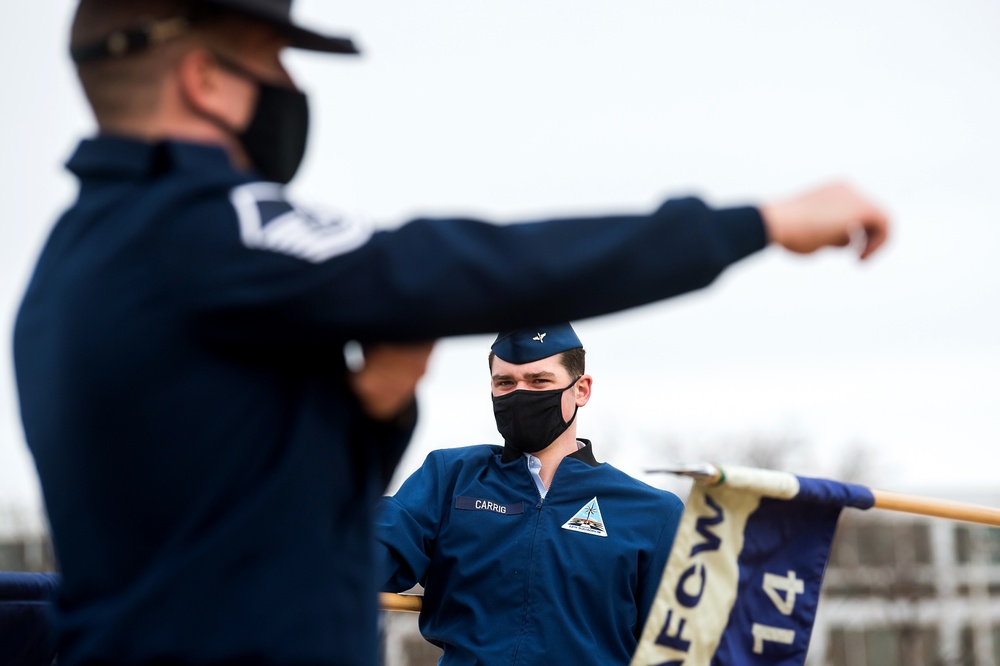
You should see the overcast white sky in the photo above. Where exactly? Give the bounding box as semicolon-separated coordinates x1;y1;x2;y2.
2;1;998;518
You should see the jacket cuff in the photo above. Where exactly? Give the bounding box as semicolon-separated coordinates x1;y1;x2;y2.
715;205;768;265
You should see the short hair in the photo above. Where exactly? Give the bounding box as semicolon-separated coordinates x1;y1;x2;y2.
488;347;586;379
70;0;252;124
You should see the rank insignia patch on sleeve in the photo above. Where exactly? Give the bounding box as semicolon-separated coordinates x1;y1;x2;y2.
229;182;372;263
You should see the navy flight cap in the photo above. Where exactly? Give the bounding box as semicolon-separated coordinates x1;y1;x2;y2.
491;323;583;365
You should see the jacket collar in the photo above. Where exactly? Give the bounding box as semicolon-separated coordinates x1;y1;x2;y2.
67;136;234;180
500;438;599;467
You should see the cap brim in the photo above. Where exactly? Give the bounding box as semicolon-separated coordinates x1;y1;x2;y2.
199;0;360;54
282;24;359;54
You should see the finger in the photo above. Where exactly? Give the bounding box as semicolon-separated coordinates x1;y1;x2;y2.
859;215;890;260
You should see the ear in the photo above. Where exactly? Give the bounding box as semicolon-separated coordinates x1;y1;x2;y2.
176;48;253;130
574;375;592;407
176;48;217;115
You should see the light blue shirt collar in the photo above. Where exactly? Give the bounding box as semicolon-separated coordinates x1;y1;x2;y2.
524;440;585;499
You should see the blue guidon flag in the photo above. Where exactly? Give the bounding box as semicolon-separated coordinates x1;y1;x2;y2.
632;464;874;666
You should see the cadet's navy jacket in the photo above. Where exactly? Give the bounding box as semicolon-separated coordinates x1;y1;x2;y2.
14;137;763;665
376;443;684;665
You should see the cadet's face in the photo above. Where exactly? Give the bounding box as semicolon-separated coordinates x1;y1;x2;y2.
490;355;580;423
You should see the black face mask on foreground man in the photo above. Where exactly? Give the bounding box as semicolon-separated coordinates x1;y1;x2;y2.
210;53;310;184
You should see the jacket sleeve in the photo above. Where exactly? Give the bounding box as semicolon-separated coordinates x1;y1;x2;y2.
373;450;448;592
161;184;767;346
354;399;419;494
636;494;686;637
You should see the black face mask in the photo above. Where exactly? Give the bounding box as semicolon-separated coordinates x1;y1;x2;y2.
492;377;581;455
211;55;310;184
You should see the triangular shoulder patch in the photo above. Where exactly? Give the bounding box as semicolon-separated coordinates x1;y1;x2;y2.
561;497;607;537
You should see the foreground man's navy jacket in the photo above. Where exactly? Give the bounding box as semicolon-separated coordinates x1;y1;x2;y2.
376;442;684;665
14;137;764;665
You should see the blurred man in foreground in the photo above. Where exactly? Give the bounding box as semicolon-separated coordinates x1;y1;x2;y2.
13;0;889;664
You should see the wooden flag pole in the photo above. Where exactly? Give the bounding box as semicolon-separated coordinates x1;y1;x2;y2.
380;592;423;613
648;464;1000;529
872;489;1000;528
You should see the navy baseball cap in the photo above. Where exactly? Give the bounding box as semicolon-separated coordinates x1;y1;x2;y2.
491;323;583;365
71;0;358;64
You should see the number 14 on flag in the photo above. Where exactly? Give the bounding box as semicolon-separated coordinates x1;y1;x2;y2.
752;570;804;653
